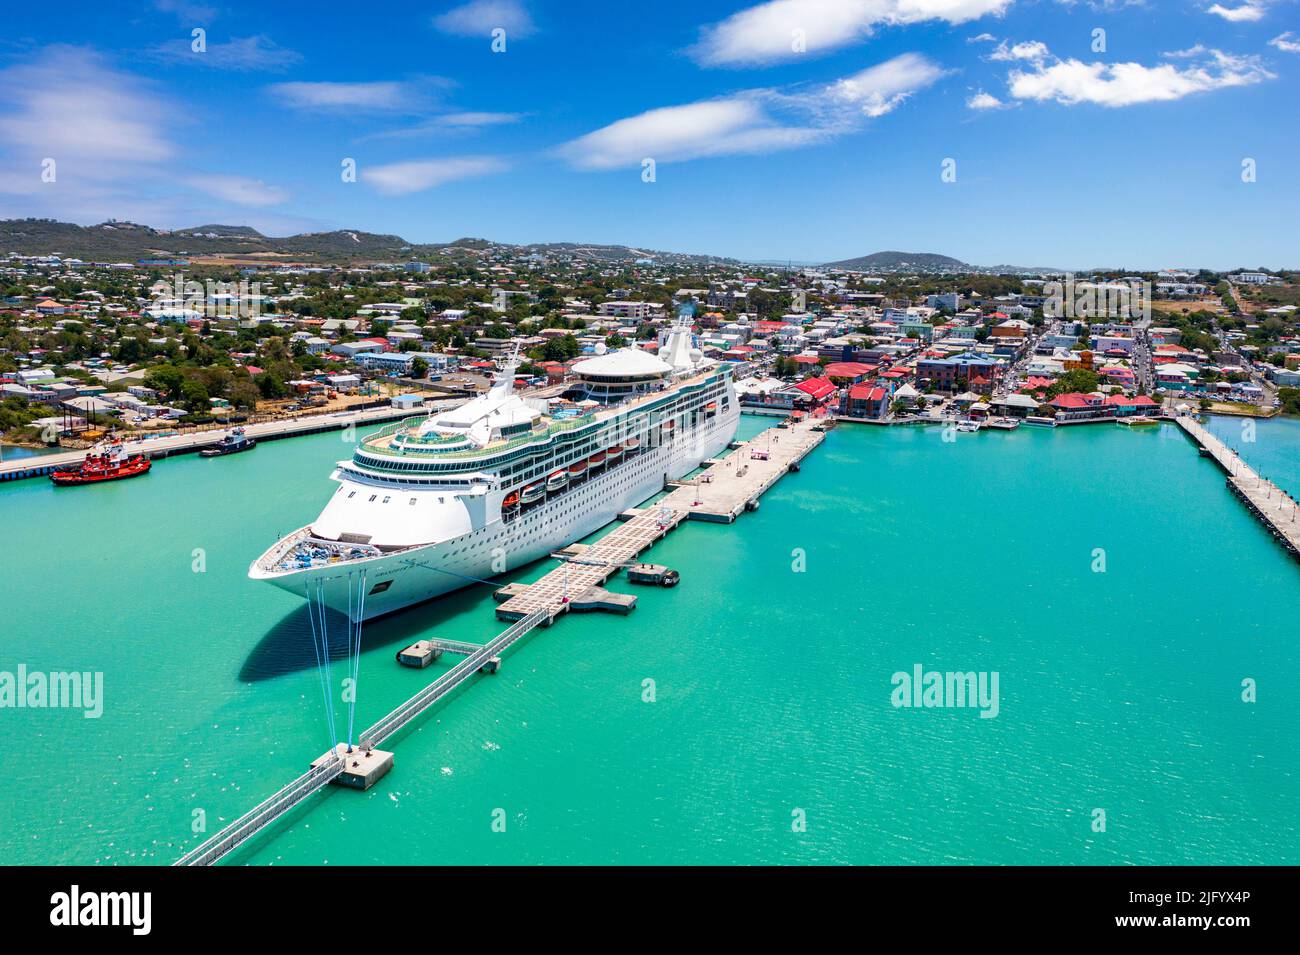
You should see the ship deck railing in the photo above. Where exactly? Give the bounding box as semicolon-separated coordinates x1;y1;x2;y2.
360;368;724;461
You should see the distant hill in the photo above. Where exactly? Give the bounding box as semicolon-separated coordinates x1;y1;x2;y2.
821;250;970;272
0;218;414;262
0;218;735;267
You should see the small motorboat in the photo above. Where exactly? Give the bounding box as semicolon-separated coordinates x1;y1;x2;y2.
200;426;256;457
51;445;151;486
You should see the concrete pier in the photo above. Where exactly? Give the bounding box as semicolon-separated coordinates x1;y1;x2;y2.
311;743;393;790
1176;415;1300;561
397;637;485;667
569;587;638;614
495;415;827;621
0;401;458;483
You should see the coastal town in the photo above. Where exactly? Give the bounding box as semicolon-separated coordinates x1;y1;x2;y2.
3;240;1299;461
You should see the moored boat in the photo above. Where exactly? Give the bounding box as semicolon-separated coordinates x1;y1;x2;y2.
50;445;151;486
200;426;256;457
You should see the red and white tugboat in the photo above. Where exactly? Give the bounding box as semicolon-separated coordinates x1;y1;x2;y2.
50;444;152;486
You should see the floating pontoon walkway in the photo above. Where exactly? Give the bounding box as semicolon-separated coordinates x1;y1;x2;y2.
495;416;828;621
173;609;550;866
1176;415;1300;561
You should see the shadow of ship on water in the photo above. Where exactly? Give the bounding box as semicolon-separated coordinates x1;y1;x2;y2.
238;578;502;683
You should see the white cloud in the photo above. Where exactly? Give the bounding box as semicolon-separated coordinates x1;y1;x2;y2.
185;174;289;206
151;35;302;72
1206;3;1266;21
691;0;1014;66
1006;44;1275;107
436;111;524;127
967;33;998;43
967;90;1005;109
827;52;947;117
989;40;1049;63
153;0;217;22
1270;31;1300;52
361;156;508;195
557;97;822;171
434;0;535;38
0;46;175;175
558;53;944;170
268;81;412;111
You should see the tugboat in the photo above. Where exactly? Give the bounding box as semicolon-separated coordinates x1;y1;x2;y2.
200;426;256;457
50;444;151;486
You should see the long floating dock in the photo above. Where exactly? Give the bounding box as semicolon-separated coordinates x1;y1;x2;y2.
495;416;828;621
174;609;550;867
1176;415;1300;561
0;401;457;482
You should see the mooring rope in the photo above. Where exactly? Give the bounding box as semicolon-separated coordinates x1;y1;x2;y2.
346;570;367;749
314;578;339;749
303;580;338;750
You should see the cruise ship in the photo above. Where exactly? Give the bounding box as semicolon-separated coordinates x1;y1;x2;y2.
250;315;740;621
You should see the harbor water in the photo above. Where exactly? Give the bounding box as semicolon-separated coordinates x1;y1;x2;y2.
1;415;1296;865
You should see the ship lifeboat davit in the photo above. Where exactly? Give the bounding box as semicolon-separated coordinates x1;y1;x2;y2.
605;444;623;460
521;481;546;504
568;459;588;476
588;450;605;467
622;437;640;452
502;490;520;510
546;470;569;491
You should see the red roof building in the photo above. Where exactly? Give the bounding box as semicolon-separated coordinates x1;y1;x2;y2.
792;376;836;403
842;383;888;419
823;361;877;381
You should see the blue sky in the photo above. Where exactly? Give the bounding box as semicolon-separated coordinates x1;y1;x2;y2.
0;0;1296;268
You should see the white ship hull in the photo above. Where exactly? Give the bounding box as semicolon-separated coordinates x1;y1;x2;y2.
252;404;739;622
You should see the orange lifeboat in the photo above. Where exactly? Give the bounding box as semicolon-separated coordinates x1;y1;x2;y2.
588;450;605;467
605;444;623;460
502;490;520;509
568;459;588;476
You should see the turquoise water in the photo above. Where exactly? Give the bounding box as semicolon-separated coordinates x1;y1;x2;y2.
1;416;1297;865
1204;414;1300;498
0;444;59;461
